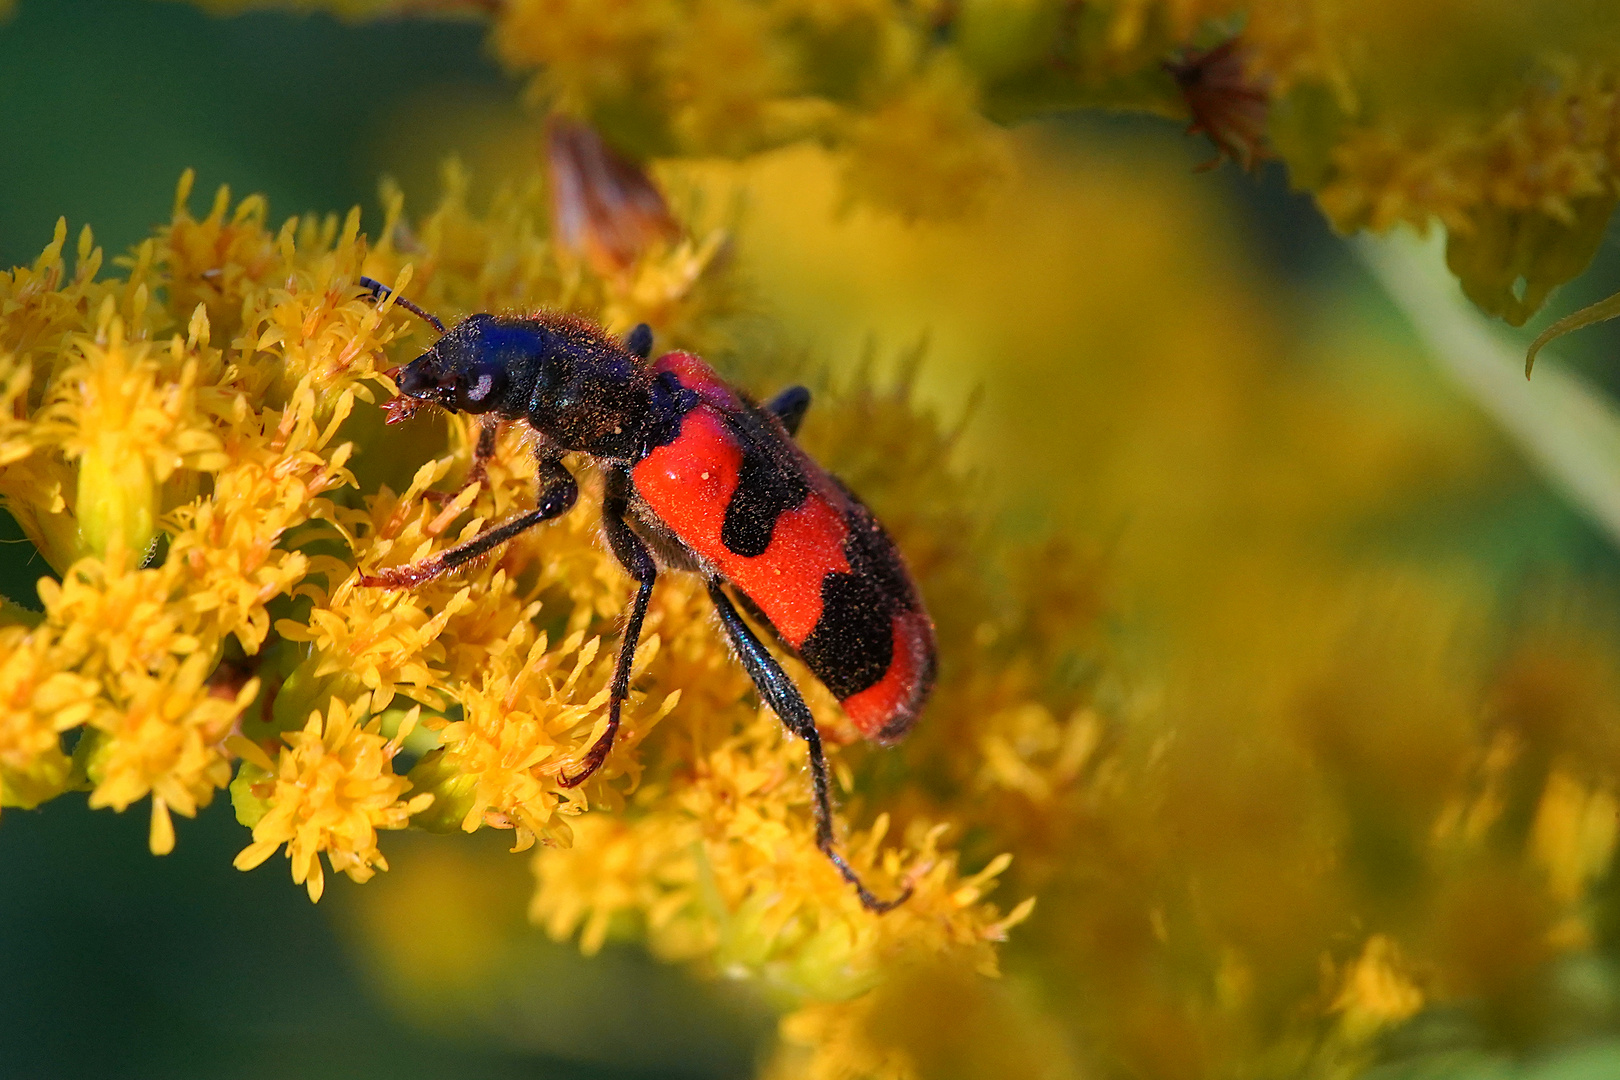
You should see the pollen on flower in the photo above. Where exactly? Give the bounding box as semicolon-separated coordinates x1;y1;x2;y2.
232;694;433;902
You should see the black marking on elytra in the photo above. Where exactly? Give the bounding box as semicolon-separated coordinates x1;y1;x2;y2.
640;371;700;456
720;444;810;557
799;572;895;699
798;489;920;700
831;479;921;613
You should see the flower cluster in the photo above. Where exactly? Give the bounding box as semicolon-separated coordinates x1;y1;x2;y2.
189;0;1620;325
0;163;1051;1074
231;694;434;901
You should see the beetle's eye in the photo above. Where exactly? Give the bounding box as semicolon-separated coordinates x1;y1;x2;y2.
453;358;508;413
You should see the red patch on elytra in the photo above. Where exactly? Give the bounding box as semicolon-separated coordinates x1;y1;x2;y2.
839;610;932;742
632;407;744;545
724;495;849;646
631;400;854;646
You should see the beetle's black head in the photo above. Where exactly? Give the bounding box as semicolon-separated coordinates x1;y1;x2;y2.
395;312;519;416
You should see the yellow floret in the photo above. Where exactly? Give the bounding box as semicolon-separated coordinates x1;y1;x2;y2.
232;693;433;901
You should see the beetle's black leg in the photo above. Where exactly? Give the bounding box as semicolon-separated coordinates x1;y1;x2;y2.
624;323;654;360
561;467;657;787
458;415;502;490
764;386;811;437
473;415;500;468
705;579;911;913
360;452;577;589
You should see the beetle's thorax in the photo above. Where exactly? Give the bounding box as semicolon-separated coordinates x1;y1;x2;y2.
398;311;665;459
523;328;652;459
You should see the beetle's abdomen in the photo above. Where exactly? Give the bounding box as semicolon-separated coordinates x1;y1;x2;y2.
631;353;934;741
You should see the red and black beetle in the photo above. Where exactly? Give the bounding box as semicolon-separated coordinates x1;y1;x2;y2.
356;278;935;911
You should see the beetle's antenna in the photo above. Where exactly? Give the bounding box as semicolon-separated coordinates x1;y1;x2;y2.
358;275;447;334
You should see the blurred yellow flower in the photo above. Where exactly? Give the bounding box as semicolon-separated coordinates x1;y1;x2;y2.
0;621;99;811
189;0;1620;320
1332;935;1425;1042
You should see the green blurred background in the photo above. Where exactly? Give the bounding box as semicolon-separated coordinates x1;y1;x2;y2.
7;1;1620;1078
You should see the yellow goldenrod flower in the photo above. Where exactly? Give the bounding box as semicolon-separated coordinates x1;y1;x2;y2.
85;651;258;855
532;697;1031;1000
35;308;230;562
424;628;632;851
0;621;102;810
232;693;433;901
